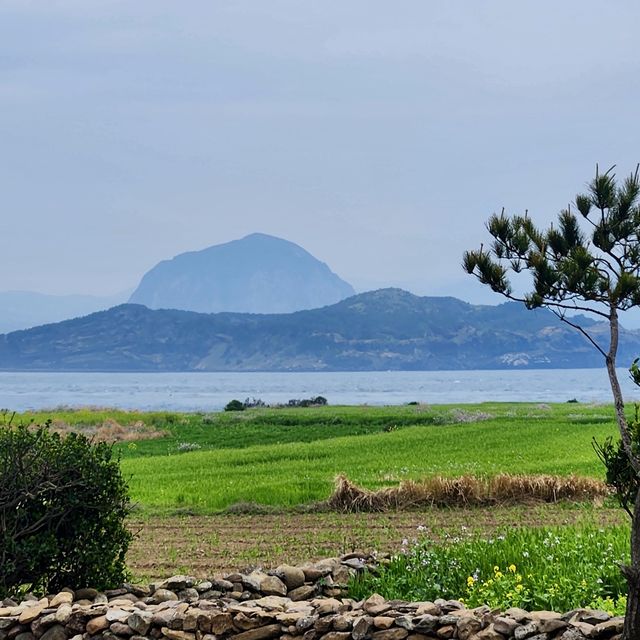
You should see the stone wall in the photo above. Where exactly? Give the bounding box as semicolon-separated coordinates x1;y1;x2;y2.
0;554;624;640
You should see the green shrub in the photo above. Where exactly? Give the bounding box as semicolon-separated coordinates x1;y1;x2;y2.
0;421;132;597
224;399;246;412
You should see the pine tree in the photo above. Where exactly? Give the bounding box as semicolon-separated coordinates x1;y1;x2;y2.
463;166;640;638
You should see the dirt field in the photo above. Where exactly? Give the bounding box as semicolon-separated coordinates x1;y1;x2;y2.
126;504;627;582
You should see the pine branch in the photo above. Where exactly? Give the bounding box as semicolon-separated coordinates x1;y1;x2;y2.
550;309;607;358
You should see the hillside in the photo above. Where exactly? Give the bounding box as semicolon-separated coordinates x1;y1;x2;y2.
1;288;637;371
129;233;355;313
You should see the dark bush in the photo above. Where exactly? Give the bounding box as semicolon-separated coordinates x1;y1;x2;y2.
242;397;266;409
0;421;132;597
224;399;246;412
286;396;328;408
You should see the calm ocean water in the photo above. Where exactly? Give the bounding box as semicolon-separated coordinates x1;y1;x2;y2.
0;369;638;412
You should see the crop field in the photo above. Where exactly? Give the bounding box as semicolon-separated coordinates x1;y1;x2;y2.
17;402;621;513
24;404;615;515
14;401;631;593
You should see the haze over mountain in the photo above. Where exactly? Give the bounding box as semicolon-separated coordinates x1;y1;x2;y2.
0;290;129;334
2;288;637;372
129;233;355;314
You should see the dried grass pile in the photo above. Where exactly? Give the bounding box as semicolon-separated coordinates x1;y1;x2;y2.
326;473;610;512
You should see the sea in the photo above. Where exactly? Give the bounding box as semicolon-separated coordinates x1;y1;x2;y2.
1;368;639;413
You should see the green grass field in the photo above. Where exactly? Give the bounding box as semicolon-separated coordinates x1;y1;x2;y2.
16;402;621;514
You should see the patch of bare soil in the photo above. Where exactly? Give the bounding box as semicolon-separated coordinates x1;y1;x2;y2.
126;504;626;582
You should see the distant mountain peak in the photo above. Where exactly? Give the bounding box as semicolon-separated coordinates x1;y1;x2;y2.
128;233;355;314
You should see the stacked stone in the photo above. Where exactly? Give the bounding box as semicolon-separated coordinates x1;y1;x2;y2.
0;555;626;640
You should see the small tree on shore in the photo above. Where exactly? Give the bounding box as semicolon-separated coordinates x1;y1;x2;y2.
463;166;640;639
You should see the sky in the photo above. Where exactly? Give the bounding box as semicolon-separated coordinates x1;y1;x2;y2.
3;1;640;312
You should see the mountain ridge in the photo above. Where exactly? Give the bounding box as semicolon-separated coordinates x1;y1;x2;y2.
1;288;636;372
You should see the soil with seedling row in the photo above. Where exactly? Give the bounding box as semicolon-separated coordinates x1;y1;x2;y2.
126;504;626;582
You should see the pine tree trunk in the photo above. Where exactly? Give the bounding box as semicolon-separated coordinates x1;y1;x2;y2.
623;487;640;640
605;308;640;639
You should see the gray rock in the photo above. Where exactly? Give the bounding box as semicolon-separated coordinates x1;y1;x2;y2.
364;595;391;616
475;624;505;640
371;629;409;640
74;589;98;601
105;609;130;623
109;622;135;636
86;615;110;636
258;576;287;597
48;594;72;609
580;611;610;626
342;559;366;572
514;622;540;640
232;624;283;640
53;605;72;626
441;601;465;613
158;577;196;592
150;589;179;604
241;575;263;592
436;624;456;639
295;616;318;632
394;615;414;631
160;629;195;640
124;584;150;598
39;626;67;640
127;612;152;636
331;567;353;586
493;617;519;635
352;616;373;640
209;613;234;635
176;589;199;603
456;616;482;640
590;617;624;639
559;630;588;640
319;633;351;640
211;578;234;592
539;618;568;634
273;566;306;590
289;586;317;602
373;617;395;630
506;608;532;623
332;616;351;632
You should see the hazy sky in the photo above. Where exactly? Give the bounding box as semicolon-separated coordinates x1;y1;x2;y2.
3;1;640;308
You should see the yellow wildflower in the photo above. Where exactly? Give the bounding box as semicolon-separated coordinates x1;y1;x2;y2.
467;576;475;587
508;564;517;573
